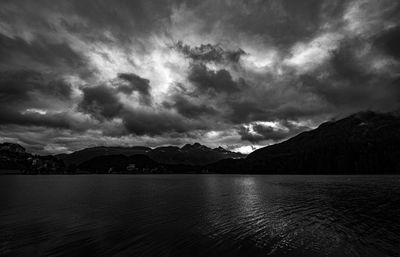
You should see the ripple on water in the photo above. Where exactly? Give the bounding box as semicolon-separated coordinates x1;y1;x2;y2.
0;175;399;257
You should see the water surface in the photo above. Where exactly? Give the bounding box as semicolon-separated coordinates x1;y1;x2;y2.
1;175;399;257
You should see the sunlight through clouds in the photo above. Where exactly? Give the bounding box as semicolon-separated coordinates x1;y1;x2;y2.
0;0;399;154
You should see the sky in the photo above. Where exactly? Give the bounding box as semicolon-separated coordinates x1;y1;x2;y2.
0;0;399;154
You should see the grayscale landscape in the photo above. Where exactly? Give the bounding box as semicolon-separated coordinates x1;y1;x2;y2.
0;0;400;256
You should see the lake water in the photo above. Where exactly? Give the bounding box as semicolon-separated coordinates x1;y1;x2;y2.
0;175;399;257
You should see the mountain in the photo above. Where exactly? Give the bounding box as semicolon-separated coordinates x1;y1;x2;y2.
0;143;65;173
78;154;164;174
0;143;29;171
0;142;26;153
3;110;399;174
208;111;400;174
77;154;204;174
58;143;245;166
56;146;152;166
148;143;245;165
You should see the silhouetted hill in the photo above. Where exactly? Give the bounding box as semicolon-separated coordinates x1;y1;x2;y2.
208;111;400;174
77;153;205;174
58;143;245;166
56;146;152;166
78;154;163;173
0;143;65;173
0;142;26;153
149;143;245;165
3;111;399;174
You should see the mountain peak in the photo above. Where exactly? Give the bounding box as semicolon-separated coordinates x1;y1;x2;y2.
243;110;400;173
213;146;228;152
181;142;208;150
0;142;26;153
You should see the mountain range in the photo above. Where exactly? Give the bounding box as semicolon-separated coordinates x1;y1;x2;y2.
1;111;400;174
208;111;400;174
56;142;245;166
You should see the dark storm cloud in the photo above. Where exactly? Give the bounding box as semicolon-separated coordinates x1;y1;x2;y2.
188;64;246;94
122;109;205;136
0;0;400;153
0;0;175;44
0;70;83;129
78;80;207;136
62;0;173;40
0;70;72;106
0;34;86;72
163;94;217;118
301;74;400;114
117;73;150;95
374;26;400;60
224;100;268;124
175;41;246;64
79;85;123;121
297;37;400;113
0;111;73;130
199;0;341;47
0;70;43;102
329;41;369;82
116;73;152;105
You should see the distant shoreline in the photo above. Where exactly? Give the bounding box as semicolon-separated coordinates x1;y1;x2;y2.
2;171;399;175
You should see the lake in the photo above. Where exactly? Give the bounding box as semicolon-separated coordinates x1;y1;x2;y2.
0;175;399;257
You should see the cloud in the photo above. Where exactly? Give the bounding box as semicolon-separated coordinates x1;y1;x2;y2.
116;73;152;104
163;94;217;118
79;85;123;120
0;34;87;74
239;120;311;143
122;109;206;136
77;76;208;136
374;26;400;60
0;70;73;112
0;70;97;132
224;100;268;124
343;0;399;37
284;32;344;73
188;63;246;94
0;0;399;154
0;70;72;101
175;41;246;64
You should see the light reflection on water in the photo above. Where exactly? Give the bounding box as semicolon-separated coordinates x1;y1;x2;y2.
0;175;400;257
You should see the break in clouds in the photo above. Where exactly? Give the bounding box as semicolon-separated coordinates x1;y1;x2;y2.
0;0;399;154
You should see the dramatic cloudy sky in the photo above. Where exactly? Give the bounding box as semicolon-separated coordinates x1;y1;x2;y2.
0;0;399;154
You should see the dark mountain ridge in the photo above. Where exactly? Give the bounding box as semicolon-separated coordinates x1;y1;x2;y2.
2;111;400;174
57;143;245;166
78;154;162;173
208;111;400;174
0;143;65;173
56;146;152;166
